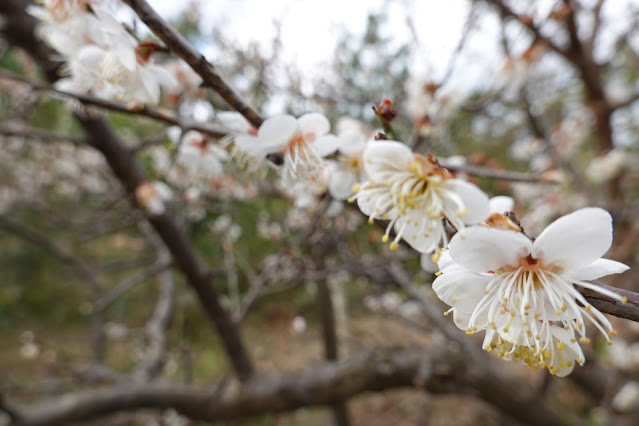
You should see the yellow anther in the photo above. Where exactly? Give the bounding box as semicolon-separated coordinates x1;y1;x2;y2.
609;330;617;337
435;271;442;276
347;196;356;203
390;241;399;251
367;218;374;224
556;342;565;350
431;248;441;263
381;235;389;243
456;208;469;217
622;296;628;304
607;340;613;345
352;183;360;193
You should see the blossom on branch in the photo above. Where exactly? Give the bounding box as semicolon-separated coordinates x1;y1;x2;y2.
350;141;490;253
433;208;629;376
169;129;228;181
234;113;338;185
31;1;176;104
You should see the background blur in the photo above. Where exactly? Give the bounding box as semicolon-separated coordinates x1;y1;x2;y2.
1;0;639;424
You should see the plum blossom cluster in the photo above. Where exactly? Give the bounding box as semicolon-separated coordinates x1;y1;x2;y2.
28;3;631;378
29;0;177;104
226;109;630;377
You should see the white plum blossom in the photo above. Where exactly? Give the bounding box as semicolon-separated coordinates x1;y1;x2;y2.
433;208;629;376
32;3;177;104
351;140;490;254
173;130;228;180
234;113;338;185
215;112;271;176
327;118;371;200
135;181;173;215
67;39;177;104
28;0;103;58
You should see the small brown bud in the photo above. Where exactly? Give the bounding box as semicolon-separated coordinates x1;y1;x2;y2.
374;132;388;140
374;99;397;121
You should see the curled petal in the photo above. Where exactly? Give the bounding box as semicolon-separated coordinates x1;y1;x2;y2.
563;258;629;282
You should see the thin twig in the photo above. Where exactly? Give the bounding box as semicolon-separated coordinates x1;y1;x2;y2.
0;69;229;138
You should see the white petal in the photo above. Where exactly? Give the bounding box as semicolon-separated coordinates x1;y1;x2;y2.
328;168;358;200
432;270;491;313
420;253;440;273
149;64;179;89
297;113;330;138
489;195;514;214
532;208;614;270
258;115;296;146
146;199;165;215
442;179;490;225
397;216;440;253
216;111;251;133
154;182;173;201
449;226;532;273
167;126;182;144
77;46;106;69
355;186;381;216
313;134;340;157
564;258;629;282
363;140;414;175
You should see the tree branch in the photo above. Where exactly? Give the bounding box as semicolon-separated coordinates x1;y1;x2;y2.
121;0;264;129
0;0;255;380
3;346;582;426
0;69;229;139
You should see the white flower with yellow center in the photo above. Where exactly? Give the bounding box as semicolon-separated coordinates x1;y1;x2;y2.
234;113;338;185
350;141;490;253
433;208;629;376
